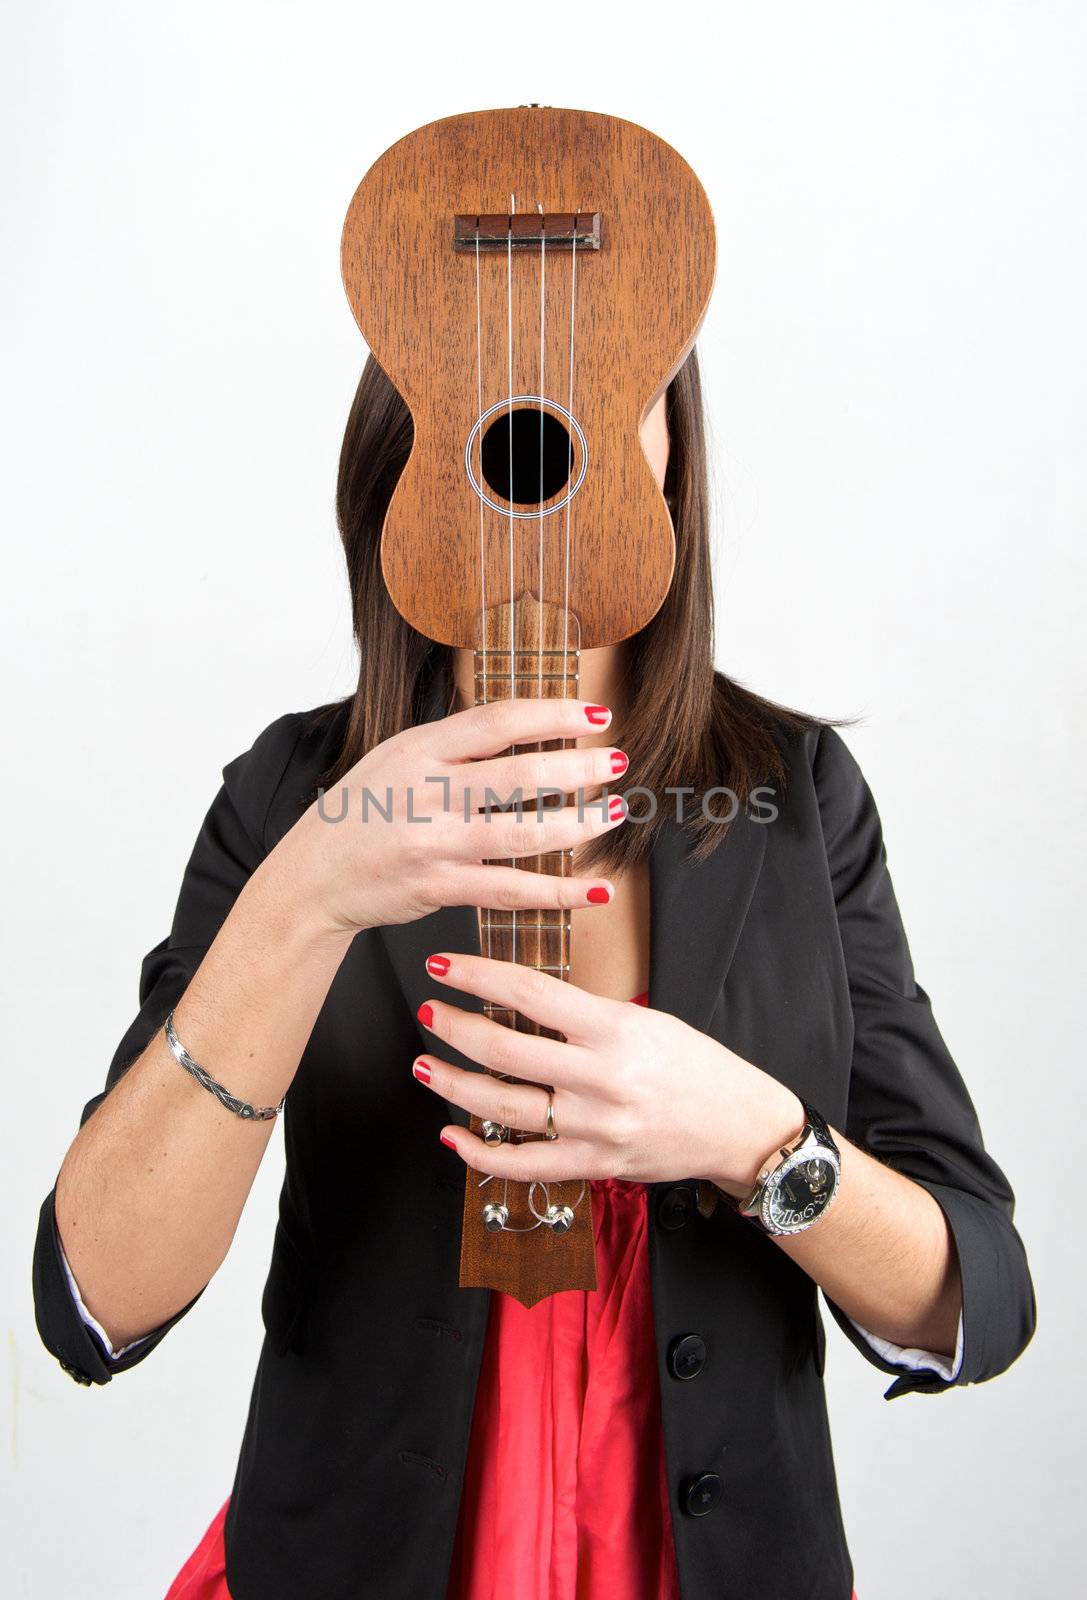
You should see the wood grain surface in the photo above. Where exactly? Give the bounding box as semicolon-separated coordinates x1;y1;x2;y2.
341;104;716;648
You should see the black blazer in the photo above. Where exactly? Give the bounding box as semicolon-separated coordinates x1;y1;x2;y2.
33;674;1036;1600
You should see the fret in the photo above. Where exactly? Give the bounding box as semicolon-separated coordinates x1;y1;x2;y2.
476;681;578;693
497;962;569;973
480;919;570;931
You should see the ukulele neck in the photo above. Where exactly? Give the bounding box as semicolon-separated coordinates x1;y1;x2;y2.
457;595;598;1303
475;596;580;1032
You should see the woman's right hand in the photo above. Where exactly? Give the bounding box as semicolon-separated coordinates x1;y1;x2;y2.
274;698;628;936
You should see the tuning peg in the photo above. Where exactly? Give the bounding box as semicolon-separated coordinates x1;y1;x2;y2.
544;1204;575;1234
482;1202;509;1232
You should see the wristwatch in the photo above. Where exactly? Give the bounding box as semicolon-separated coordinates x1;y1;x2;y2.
737;1101;841;1236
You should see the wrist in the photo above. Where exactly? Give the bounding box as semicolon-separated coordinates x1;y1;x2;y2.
709;1079;806;1202
248;838;359;956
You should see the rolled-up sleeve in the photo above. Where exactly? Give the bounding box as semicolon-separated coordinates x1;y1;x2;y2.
811;726;1036;1400
32;712;305;1386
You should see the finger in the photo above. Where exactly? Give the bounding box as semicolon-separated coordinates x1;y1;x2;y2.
438;1123;606;1183
415;998;579;1087
421;952;620;1044
413;1054;557;1130
451;743;627;814
420;697;612;762
452;863;616;912
451;794;627;863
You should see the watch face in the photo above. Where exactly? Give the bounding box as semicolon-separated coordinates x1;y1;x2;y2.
764;1152;839;1233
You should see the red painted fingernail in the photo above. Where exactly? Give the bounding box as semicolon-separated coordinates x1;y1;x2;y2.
426;955;450;976
608;795;626;822
587;885;611;904
585;704;610;725
440;1132;458;1149
412;1059;431;1083
610;750;628;775
417;1002;434;1028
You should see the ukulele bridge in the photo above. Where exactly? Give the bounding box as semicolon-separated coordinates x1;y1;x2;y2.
453;212;601;251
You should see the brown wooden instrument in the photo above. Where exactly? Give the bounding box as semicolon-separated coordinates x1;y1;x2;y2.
340;105;716;1306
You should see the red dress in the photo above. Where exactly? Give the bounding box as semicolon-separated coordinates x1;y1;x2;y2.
445;994;679;1600
165;993;858;1599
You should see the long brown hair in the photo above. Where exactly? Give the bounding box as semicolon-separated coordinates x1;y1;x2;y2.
311;347;824;871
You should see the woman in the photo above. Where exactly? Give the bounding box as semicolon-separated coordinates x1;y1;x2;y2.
33;349;1035;1600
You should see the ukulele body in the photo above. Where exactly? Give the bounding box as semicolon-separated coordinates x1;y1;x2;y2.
341;105;716;649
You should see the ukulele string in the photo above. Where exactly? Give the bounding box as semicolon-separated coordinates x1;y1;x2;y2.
474;200;584;1212
506;194;516;1219
564;207;577;702
473;220;502;1208
537;202;546;987
562;208;579;1025
475;226;487;780
507;196;517;994
474;223;492;971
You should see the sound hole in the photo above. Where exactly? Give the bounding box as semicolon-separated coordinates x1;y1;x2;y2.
480;408;573;505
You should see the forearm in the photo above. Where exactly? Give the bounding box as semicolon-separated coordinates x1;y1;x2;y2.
54;838;353;1350
711;1115;963;1359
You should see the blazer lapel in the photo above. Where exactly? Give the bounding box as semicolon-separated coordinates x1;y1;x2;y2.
648;803;767;1036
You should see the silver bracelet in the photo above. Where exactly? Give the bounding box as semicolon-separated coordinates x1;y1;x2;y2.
164;1011;287;1121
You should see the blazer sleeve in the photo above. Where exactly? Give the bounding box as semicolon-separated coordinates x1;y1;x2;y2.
32;712;306;1386
811;726;1036;1400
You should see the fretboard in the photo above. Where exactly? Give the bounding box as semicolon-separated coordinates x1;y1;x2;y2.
475;598;580;1040
457;595;598;1304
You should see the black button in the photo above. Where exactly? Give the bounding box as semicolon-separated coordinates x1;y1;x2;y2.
657;1185;695;1231
682;1471;724;1517
60;1361;92;1386
668;1333;707;1381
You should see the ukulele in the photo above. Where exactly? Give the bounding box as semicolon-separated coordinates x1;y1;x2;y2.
340;105;716;1306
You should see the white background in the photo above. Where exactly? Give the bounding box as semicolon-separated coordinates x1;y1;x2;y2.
2;3;1082;1595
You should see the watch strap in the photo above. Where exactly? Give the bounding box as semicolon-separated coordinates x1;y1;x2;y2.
799;1100;839;1159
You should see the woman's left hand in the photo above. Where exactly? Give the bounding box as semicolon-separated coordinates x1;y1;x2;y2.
413;951;806;1197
